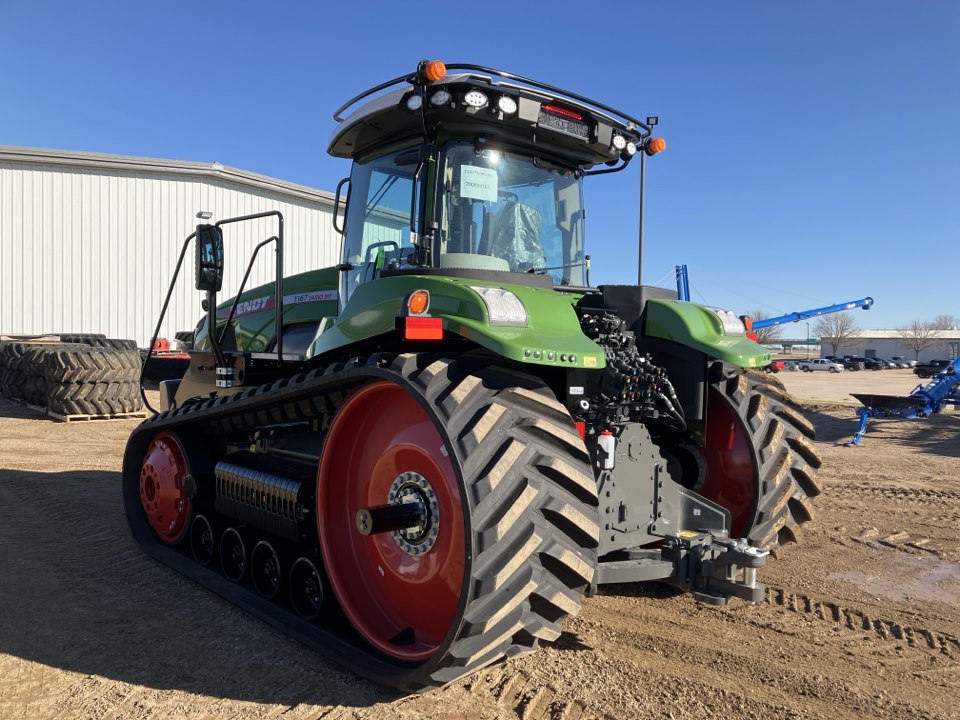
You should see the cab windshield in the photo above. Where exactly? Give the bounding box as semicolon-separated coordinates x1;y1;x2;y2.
437;141;586;286
339;141;588;306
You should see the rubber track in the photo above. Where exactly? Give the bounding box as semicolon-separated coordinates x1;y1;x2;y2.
0;369;25;399
43;347;141;383
22;375;48;406
716;365;823;551
47;381;143;415
60;333;138;351
122;352;600;692
22;346;51;376
0;341;47;371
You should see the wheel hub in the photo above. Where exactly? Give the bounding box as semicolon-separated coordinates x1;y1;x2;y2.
387;472;440;555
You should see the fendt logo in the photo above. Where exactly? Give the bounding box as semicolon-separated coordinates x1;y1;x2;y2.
234;296;274;316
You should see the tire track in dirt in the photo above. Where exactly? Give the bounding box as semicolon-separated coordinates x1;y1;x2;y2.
464;667;597;720
765;587;960;656
829;482;960;504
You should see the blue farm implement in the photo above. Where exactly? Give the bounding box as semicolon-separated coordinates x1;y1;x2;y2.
847;357;960;445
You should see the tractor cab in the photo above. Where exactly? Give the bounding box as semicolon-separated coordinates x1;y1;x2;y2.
330;61;662;306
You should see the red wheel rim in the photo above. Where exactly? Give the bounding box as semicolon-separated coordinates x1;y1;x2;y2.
139;431;191;544
698;388;756;537
317;381;465;661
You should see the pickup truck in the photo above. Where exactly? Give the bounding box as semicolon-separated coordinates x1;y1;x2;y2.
797;358;844;373
762;360;785;373
914;359;956;378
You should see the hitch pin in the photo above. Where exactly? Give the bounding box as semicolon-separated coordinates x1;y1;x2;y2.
727;562;757;589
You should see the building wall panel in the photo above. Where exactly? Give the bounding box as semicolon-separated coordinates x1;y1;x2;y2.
0;151;339;346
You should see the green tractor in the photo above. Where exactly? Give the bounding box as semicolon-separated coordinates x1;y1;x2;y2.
125;61;821;692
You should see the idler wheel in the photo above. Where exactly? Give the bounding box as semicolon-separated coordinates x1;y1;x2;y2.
138;431;192;544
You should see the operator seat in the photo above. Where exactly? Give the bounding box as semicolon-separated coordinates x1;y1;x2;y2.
480;200;545;271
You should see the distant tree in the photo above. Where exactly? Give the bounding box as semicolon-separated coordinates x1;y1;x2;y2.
813;312;858;355
748;309;784;344
932;314;958;331
897;320;941;360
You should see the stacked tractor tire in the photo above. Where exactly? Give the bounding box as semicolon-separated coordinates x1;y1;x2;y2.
0;334;143;417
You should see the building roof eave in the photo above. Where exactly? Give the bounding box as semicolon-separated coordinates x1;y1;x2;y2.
0;145;336;207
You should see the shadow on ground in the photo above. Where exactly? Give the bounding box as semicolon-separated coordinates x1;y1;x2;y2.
0;468;397;709
804;403;960;458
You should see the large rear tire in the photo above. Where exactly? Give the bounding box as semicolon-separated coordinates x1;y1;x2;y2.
697;364;822;552
316;354;599;686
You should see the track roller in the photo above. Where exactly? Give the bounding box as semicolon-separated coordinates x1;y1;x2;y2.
251;540;282;599
289;557;326;620
220;527;247;582
190;514;216;566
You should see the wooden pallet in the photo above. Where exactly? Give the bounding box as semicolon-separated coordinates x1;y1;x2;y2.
46;408;149;423
3;398;147;422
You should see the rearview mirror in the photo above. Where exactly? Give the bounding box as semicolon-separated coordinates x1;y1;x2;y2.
196;224;224;292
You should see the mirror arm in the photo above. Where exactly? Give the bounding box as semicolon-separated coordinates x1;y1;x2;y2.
206;288;227;369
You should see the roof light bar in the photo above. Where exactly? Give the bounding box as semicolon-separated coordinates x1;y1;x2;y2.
464;89;488;108
497;96;518;114
542;103;583;121
430;89;452;106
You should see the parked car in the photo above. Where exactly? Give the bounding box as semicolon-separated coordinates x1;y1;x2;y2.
797;358;844;373
914;359;956;378
845;355;885;371
783;361;800;372
891;356;915;368
827;355;863;371
873;357;900;369
762;360;785;373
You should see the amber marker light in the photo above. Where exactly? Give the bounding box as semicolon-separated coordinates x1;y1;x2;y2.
423;60;446;82
645;137;667;156
407;289;430;315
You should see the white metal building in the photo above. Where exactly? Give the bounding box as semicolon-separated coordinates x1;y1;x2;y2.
0;146;341;346
823;329;960;362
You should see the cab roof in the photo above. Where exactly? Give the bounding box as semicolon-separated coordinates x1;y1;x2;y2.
328;62;655;170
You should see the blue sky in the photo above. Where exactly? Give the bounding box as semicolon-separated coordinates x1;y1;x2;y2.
2;1;957;330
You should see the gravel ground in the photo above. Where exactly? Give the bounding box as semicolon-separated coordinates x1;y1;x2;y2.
0;370;957;720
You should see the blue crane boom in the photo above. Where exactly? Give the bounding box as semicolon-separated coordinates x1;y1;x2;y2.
846;357;960;445
670;266;872;330
751;297;874;330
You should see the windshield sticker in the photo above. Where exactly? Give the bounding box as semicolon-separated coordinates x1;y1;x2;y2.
460;165;498;202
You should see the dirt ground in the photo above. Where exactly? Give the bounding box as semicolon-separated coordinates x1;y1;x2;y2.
0;370;957;720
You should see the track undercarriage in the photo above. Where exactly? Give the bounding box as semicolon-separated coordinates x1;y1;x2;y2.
126;353;605;691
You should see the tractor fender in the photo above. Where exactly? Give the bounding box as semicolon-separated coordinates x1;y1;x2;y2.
643;299;769;368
